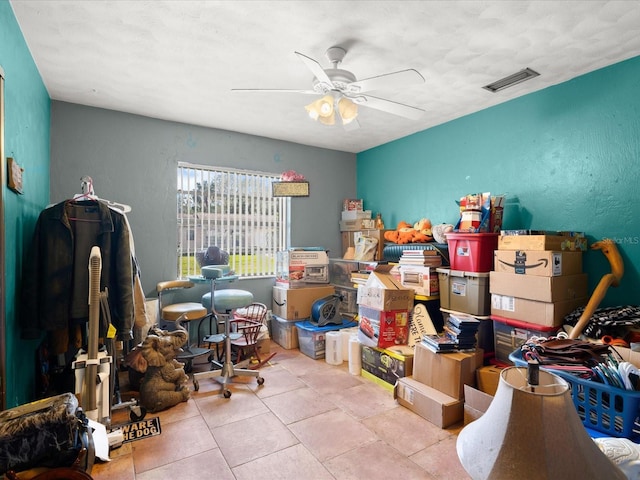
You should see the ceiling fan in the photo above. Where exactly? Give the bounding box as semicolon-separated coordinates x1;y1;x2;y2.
232;46;426;129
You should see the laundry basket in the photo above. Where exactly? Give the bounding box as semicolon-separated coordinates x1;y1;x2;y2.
510;348;640;439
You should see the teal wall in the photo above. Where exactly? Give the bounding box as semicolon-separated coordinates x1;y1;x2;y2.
1;0;51;407
358;56;640;307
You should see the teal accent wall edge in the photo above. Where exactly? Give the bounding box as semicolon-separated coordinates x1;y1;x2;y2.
358;55;640;307
1;0;51;407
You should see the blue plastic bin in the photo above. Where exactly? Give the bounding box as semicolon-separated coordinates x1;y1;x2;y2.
509;349;640;439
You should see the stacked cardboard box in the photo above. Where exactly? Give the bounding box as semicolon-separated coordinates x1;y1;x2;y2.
490;233;588;362
271;284;335;349
394;342;483;428
356;265;414;349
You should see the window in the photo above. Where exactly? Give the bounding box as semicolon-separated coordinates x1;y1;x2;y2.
177;162;289;278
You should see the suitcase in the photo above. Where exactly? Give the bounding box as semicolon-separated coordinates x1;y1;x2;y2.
0;393;94;475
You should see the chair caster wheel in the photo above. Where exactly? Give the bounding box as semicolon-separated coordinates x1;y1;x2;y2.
257;377;265;386
223;389;232;398
130;406;147;422
193;380;199;391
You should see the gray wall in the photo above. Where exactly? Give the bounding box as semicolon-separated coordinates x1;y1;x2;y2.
50;101;356;305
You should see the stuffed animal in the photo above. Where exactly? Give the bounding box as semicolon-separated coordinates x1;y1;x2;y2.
138;322;191;413
432;223;455;244
384;219;435;244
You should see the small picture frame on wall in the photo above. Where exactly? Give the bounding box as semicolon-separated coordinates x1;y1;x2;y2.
7;157;24;194
272;181;309;197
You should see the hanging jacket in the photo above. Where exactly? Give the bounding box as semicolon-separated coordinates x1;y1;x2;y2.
21;200;134;342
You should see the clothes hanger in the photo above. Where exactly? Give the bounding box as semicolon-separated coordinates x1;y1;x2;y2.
68;176;132;214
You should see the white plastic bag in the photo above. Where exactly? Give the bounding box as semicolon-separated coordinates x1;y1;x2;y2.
354;235;378;261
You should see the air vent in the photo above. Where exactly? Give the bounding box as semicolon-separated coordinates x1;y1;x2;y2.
483;68;540;92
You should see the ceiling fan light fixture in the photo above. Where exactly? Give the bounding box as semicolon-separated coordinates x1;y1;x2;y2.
338;97;358;124
305;94;335;123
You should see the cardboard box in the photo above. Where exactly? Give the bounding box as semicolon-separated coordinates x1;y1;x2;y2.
493;250;583;277
272;285;335;320
498;233;587;252
615;346;640;369
438;268;490;316
394;377;463;428
341;209;372;221
360;345;414;391
476;365;503;396
412;342;483;399
276;248;330;287
463;384;494;425
490;293;587;327
489;271;588;303
399;266;439;297
357;305;410;348
357;265;414;311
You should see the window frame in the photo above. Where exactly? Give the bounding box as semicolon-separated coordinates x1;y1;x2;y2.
177;162;290;279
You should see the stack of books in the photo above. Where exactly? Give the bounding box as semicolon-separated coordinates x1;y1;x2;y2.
444;313;480;350
350;271;371;285
399;249;442;267
422;334;458;353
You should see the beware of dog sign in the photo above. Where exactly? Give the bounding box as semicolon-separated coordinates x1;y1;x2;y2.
121;417;162;443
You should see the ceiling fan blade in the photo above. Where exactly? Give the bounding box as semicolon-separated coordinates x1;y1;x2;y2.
231;88;317;94
351;94;425;120
295;51;334;88
345;69;425;94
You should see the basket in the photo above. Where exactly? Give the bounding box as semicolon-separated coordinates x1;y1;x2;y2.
509;348;640;439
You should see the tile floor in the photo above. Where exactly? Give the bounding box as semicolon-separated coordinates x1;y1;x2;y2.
91;341;472;480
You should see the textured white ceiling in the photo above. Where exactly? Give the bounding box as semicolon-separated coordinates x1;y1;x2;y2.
9;0;640;153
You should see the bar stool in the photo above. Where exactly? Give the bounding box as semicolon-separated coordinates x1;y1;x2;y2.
192;266;264;397
156;280;210;373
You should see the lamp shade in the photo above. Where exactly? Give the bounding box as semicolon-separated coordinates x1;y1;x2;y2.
305;95;335;125
337;97;358;124
456;367;626;480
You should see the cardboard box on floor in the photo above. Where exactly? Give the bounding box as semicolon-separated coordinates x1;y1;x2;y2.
361;345;414;391
463;384;494;425
357;265;414;311
476;365;503;396
412;342;483;400
394;377;463;428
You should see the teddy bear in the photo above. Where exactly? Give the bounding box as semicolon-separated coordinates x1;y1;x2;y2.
136;322;191;413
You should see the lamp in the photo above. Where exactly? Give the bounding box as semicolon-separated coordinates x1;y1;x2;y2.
305;94;358;126
337;97;358;124
456;366;626;480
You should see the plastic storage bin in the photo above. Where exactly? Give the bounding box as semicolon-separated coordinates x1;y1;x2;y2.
271;315;299;349
296;319;358;359
510;349;640;440
446;233;498;272
491;315;558;364
437;268;490;316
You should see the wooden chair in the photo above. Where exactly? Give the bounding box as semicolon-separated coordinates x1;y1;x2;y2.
232;302;276;368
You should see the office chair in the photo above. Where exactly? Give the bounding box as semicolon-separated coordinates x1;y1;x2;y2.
191;266;264;397
156;280;210;373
